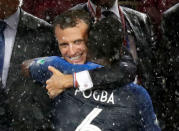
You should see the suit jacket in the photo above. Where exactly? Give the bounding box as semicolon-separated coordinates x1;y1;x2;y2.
2;9;58;131
159;3;179;130
71;3;156;90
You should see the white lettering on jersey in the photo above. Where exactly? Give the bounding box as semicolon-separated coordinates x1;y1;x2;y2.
74;89;114;104
75;108;103;131
93;91;100;101
100;91;108;102
74;89;81;95
83;90;92;98
107;92;114;104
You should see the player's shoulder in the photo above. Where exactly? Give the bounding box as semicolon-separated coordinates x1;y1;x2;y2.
125;82;147;92
124;83;149;96
122;83;152;104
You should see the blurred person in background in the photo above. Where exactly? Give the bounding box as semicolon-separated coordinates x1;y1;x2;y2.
138;1;179;130
0;0;58;130
138;0;179;42
159;3;179;130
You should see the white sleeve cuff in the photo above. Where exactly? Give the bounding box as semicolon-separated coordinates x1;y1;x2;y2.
74;71;93;92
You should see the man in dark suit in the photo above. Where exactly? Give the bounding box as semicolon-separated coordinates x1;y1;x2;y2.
0;0;58;130
159;3;179;130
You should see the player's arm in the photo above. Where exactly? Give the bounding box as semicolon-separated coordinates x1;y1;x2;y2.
21;49;136;89
45;57;136;98
74;47;137;91
21;56;103;98
21;50;136;98
49;48;136;92
21;56;102;84
21;59;74;99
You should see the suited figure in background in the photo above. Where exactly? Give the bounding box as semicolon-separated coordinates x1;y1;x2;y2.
0;0;58;130
159;3;179;130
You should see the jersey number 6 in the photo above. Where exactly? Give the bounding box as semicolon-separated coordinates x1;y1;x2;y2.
75;108;103;131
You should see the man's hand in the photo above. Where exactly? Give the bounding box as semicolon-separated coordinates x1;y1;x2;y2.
46;66;73;99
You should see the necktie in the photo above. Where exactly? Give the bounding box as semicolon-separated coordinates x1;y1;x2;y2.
0;21;6;79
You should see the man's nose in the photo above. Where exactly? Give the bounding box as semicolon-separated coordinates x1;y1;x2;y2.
68;44;76;56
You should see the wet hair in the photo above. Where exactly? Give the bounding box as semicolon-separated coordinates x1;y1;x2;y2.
87;16;124;64
53;9;91;30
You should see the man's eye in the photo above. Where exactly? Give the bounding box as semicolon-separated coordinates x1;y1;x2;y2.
74;40;84;45
59;43;68;48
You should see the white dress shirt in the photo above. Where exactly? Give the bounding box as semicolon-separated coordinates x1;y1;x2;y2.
1;8;20;88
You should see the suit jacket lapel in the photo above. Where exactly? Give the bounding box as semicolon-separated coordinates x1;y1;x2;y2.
120;7;141;43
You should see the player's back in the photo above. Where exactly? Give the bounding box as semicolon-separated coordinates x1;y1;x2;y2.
53;83;160;131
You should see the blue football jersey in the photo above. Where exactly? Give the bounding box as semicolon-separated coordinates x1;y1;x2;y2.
54;83;161;131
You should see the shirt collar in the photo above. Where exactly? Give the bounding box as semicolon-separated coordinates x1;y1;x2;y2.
88;0;120;18
3;7;20;30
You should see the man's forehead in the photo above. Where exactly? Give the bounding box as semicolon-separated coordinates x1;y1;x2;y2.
56;20;88;32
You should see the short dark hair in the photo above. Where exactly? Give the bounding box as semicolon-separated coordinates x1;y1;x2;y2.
53;9;91;30
87;16;124;63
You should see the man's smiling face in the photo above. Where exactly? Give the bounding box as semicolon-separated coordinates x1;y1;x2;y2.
55;20;88;64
